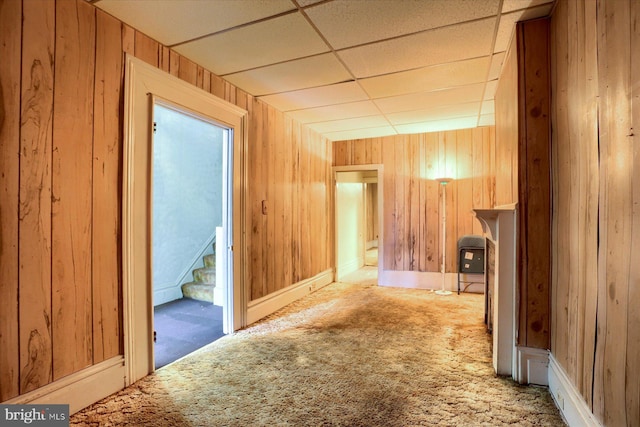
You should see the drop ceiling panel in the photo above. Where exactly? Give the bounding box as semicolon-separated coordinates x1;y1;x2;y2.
224;54;352;96
307;116;391;133
95;0;296;46
360;56;490;99
484;80;498;100
494;4;554;53
481;100;495;115
305;0;500;50
258;82;368;111
325;127;398;142
287;101;380;124
174;13;328;75
338;18;496;78
395;116;479;134
479;114;495;126
502;0;553;13
386;102;482;126
375;83;485;114
488;52;506;81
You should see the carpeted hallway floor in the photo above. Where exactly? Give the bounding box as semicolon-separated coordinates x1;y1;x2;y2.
71;280;565;426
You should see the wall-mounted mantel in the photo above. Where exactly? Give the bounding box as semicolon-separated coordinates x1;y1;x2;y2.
473;204;517;377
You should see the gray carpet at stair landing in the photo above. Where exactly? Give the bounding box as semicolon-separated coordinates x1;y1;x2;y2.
154;298;224;369
73;282;565;426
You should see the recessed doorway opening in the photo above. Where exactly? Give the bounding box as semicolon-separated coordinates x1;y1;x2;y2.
334;166;383;286
151;102;229;369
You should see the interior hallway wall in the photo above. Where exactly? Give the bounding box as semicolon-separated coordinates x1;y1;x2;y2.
333;127;495;274
0;0;332;403
550;0;640;425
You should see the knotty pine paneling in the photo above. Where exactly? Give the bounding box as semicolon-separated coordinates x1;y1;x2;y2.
0;0;22;401
1;0;333;402
334;128;495;273
551;0;639;425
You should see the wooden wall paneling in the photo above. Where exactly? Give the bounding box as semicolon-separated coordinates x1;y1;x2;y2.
210;73;225;100
456;129;474;240
393;138;405;270
18;0;55;394
594;0;632;424
122;24;135;56
444;131;457;273
310;133;323;275
196;66;205;90
550;0;571;372
495;38;518;207
265;104;276;295
518;18;551;350
201;69;211;93
471;128;484;235
325;138;333;269
282;118;293;287
425;133;440;273
291;122;301;283
178;56;197;86
92;9;122;364
0;0;21;401
249;97;264;300
300;127;312;279
273;112;285;289
333;140;348;166
382;137;396;270
168;50;180;78
580;0;599;407
484;127;496;208
418;135;427;272
134;31;159;67
51;0;96;379
159;46;170;73
627;1;640;423
352;139;368;165
408;135;420;271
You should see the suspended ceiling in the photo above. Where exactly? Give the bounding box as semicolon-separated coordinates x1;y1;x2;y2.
92;0;554;141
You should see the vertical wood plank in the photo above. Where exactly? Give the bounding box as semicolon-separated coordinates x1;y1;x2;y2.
425;133;440;272
518;18;551;350
291;121;301;283
273;112;284;289
282;117;293;288
249;97;264;300
51;0;96;379
92;9;122;363
178;55;197;86
19;0;55;393
394;137;405;270
626;1;640;423
408;135;420;271
168;50;180;77
265;104;276;294
134;31;158;67
445;131;457;273
382;137;396;271
595;1;631;424
0;0;22;401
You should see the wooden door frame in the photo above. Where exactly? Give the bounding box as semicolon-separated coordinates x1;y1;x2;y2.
122;55;248;385
333;165;384;282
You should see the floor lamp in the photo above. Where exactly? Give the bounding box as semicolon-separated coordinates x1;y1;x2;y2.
435;178;453;295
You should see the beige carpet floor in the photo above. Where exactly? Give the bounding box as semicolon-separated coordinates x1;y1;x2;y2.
71;281;565;426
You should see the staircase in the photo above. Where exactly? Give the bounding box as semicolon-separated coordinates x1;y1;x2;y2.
181;248;217;303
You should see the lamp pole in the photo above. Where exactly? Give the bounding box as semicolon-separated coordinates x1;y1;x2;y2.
435;178;453;295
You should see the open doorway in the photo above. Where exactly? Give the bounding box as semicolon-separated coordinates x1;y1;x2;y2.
123;55;247;385
334;167;383;286
151;102;228;369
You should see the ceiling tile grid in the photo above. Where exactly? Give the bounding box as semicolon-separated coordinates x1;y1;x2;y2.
92;0;554;141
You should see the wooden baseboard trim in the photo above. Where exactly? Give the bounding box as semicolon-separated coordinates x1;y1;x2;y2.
3;356;125;415
246;269;334;325
378;270;457;291
548;354;601;427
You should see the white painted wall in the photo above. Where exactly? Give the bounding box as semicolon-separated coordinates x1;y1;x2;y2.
336;182;365;279
152;104;224;305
